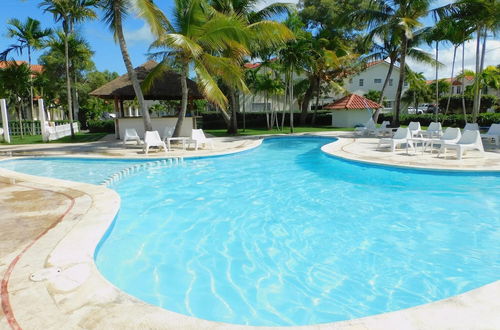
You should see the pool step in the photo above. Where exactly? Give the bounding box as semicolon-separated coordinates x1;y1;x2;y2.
100;157;184;187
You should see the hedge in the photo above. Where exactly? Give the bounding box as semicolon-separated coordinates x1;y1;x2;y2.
378;113;500;127
437;94;498;113
87;120;115;133
200;111;332;129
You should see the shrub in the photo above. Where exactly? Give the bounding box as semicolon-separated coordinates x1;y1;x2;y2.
378;113;500;127
438;94;498;113
87;119;115;133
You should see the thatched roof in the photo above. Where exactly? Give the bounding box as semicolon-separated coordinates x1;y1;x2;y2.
90;60;203;100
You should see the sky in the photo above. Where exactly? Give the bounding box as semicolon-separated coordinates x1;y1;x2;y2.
0;0;499;79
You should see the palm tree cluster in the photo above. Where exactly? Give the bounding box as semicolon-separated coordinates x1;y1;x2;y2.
1;0;498;139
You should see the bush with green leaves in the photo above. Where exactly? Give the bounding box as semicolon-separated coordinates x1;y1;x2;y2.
87;120;115;133
378;113;500;127
438;94;498;113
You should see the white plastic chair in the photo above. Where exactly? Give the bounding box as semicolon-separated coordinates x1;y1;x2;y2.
439;130;484;160
374;121;391;136
421;122;443;138
143;130;167;154
162;126;174;141
377;127;414;152
480;123;500;147
425;127;461;152
354;118;376;136
123;128;142;146
463;123;479;131
408;121;422;137
188;129;214;150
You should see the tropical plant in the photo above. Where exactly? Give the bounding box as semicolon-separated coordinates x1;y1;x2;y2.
354;0;441;125
0;63;32;138
402;70;432;111
40;0;99;137
1;17;52;120
454;0;500;122
206;0;293;134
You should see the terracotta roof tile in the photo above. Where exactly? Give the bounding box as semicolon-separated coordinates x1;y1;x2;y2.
323;94;383;110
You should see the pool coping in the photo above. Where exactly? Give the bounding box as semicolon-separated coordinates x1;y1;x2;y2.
0;136;499;329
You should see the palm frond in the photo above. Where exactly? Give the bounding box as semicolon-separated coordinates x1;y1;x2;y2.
200;53;249;93
135;0;174;36
248;2;296;23
194;60;228;109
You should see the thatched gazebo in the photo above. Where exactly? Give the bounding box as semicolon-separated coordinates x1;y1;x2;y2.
324;94;382;127
90;60;203;117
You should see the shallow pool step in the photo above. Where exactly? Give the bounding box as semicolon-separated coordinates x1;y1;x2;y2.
100;157;184;187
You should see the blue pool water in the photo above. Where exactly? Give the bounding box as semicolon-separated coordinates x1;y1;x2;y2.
2;137;499;326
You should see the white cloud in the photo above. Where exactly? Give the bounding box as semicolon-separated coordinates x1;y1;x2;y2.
407;39;500;79
253;0;299;11
124;24;154;45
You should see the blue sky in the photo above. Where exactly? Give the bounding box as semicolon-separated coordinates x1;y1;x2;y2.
1;0;499;79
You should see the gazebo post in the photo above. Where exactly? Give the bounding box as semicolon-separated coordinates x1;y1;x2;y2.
114;97;120;139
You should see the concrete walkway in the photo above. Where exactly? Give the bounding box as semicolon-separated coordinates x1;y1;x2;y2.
0;132;499;330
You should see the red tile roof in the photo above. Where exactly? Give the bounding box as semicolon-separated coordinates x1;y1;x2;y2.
366;60;385;68
0;61;44;73
323;94;383;110
244;62;261;69
426;76;475;85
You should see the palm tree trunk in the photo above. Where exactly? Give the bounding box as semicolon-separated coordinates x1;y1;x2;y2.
113;2;152;133
289;70;294;133
312;76;321;125
461;42;467;122
445;46;458;115
265;92;270;129
64;27;74;138
228;89;238;134
474;27;487;122
393;38;408;126
373;60;395;123
242;93;246;132
472;27;481;123
434;40;439;121
28;46;35;121
174;62;189;137
281;86;286;129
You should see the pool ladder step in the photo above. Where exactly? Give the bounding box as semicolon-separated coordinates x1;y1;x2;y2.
100;157;184;187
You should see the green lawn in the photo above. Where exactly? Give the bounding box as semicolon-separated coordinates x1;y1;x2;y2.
1;132;108;145
205;126;355;137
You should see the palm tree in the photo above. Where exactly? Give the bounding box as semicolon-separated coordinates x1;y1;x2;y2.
148;0;286;137
99;0;168;133
1;17;52;121
209;0;294;134
40;0;99;137
355;0;435;125
402;70;432;111
454;0;500;122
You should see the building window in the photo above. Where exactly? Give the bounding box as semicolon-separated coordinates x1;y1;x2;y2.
359;79;364;86
456;86;461;94
404;81;408;87
389;79;393;86
374;78;382;84
349;78;353;83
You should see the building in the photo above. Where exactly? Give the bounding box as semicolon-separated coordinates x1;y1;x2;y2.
239;59;408;114
426;76;500;98
0;60;44;75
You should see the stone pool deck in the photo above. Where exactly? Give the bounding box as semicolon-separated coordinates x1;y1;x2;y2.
0;132;499;329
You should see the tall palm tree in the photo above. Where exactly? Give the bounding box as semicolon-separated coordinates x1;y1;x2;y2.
99;0;167;133
355;0;436;125
209;0;294;134
40;0;99;137
147;0;287;137
455;0;500;122
1;17;52;121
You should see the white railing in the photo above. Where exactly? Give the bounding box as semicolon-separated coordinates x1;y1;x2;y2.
44;122;79;141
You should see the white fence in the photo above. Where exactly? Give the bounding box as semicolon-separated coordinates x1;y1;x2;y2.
44;122;79;141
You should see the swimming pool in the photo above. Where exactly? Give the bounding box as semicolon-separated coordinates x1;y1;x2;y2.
1;137;499;326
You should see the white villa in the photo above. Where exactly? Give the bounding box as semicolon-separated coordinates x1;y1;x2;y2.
427;76;500;98
239;59;408;115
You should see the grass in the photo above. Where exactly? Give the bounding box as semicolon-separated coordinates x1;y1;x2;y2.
205;126;355;137
1;132;108;145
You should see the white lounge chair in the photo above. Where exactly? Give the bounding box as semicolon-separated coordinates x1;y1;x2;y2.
354;118;376;136
408;121;422;137
123;128;142;146
143;130;167;154
480;123;500;147
377;127;414;152
439;130;484;160
425;127;461;152
463;123;479;131
421;122;443;138
374;121;391;136
188;129;214;150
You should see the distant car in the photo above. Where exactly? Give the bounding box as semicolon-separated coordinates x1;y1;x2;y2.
426;104;439;113
407;107;424;114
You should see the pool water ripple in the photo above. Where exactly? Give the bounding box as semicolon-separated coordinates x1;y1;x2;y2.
1;137;499;326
